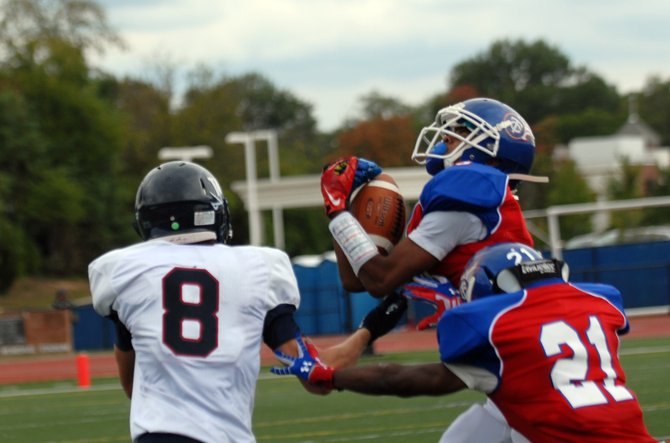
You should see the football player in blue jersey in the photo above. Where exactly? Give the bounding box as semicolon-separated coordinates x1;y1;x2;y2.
322;97;545;330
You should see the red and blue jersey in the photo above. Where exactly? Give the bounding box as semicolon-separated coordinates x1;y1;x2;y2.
406;162;533;285
437;280;656;442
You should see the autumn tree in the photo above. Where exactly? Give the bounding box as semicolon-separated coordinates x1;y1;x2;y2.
332;92;417;166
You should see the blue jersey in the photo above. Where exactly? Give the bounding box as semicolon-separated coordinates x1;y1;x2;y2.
407;162;533;285
419;162;509;233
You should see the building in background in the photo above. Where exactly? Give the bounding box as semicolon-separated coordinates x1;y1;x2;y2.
564;108;669;231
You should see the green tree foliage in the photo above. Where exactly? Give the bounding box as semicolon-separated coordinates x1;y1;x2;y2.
450;39;572;121
3;0;670;292
605;156;670;231
642;166;670;226
450;39;622;140
546;159;595;240
448;38;627;223
353;91;414;121
0;0;127;290
0;91;43;291
101;77;173;176
639;77;670;145
171;71;324;245
0;0;123;59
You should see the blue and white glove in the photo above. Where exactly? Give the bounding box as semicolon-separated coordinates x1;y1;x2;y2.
271;334;335;387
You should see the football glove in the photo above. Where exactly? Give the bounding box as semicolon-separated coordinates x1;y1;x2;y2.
399;275;462;330
320;156;382;216
359;291;408;344
271;334;335;387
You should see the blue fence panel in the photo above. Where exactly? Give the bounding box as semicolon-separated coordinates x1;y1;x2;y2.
72;242;670;351
292;264;320;335
563;241;670;309
73;305;115;351
315;260;348;335
349;291;379;329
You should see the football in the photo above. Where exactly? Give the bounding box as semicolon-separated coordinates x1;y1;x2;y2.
349;172;406;254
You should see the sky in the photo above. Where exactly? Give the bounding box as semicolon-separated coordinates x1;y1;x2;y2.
91;0;670;132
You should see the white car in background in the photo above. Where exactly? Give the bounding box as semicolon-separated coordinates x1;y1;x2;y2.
565;226;670;249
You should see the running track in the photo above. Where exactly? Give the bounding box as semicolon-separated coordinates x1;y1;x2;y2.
1;315;668;385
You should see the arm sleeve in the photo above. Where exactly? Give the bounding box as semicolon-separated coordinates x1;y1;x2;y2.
408;211;487;261
263;304;300;349
108;310;133;352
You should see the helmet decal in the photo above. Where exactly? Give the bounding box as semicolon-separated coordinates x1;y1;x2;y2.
498;112;534;142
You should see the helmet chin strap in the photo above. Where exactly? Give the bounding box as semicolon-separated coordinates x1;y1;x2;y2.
508;173;550;183
152;231;217;244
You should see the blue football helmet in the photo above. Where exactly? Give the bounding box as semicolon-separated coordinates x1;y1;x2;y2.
459;242;569;302
412;98;536;181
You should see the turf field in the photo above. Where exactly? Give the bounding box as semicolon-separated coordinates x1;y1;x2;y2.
0;336;668;443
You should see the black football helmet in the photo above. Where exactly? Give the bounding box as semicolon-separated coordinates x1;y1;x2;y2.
134;161;233;244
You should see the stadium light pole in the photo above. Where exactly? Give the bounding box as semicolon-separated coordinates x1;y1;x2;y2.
252;130;284;250
158;145;213;162
225;132;263;246
225;130;283;248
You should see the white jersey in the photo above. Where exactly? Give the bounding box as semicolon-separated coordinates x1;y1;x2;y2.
88;239;301;443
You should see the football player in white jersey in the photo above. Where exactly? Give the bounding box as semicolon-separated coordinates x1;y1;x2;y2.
88;161;398;443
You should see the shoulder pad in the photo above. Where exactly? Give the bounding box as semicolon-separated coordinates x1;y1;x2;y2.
420;163;508;214
572;282;624;309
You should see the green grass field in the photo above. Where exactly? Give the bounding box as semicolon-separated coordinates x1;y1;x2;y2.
1;337;668;443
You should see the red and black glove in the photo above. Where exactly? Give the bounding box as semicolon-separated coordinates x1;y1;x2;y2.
320;156;382;216
399;276;462;330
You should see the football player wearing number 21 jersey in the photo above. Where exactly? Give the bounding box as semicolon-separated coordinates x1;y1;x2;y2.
272;243;659;442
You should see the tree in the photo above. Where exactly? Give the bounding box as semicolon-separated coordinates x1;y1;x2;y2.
0;0;123;60
0;0;127;290
546;159;596;240
331;92;417;166
641;166;670;226
639;76;670;145
352;90;413;121
170;71;323;246
449;38;620;130
0;91;44;290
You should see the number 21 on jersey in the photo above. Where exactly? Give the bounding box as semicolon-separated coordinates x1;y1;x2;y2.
540;316;633;408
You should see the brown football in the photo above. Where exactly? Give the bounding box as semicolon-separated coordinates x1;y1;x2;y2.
349;172;406;254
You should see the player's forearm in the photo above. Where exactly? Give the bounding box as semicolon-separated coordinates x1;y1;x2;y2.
332;362;466;397
333;242;366;292
114;346;135;399
318;328;371;369
332;363;423;397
